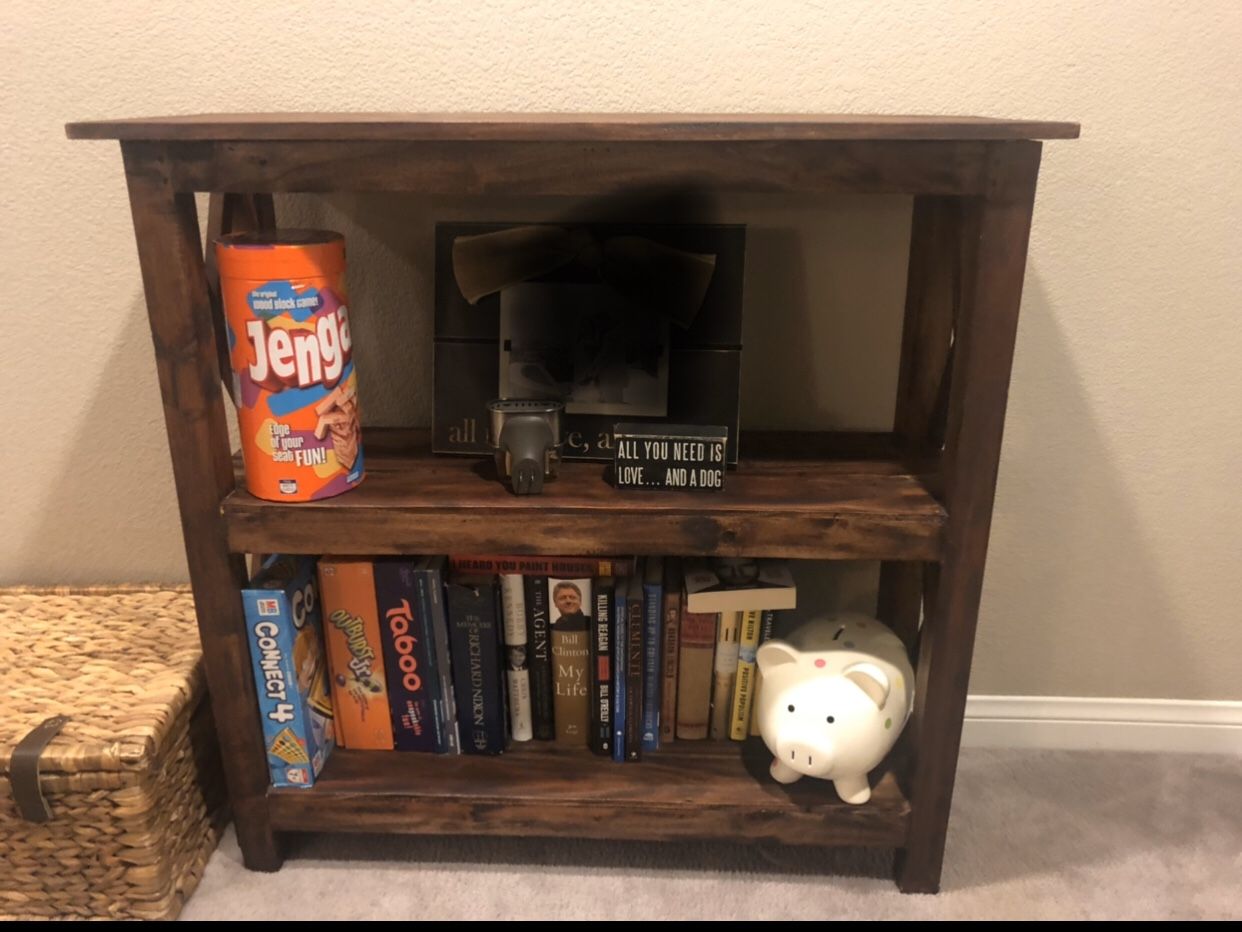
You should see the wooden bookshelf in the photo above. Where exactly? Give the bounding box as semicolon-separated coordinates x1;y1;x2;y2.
71;112;1077;893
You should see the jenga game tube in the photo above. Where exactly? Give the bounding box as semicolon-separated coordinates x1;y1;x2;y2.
216;230;365;502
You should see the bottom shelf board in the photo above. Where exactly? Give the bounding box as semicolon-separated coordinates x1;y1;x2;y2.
267;740;910;848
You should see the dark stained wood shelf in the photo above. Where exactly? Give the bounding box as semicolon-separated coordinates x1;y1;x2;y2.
267;741;911;848
66;112;1080;142
83;110;1075;892
222;429;945;561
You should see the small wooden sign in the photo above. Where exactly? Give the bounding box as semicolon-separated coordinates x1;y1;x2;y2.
612;424;728;491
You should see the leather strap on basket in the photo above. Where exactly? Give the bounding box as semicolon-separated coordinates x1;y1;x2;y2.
10;715;69;822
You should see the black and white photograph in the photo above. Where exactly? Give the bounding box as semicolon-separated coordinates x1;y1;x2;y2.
499;282;670;417
547;576;593;633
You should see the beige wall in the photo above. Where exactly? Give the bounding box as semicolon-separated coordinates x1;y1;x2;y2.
4;1;1239;701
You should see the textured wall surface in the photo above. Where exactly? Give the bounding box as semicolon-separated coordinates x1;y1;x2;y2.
3;1;1239;700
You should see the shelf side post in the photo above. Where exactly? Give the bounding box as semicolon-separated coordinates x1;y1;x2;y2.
122;142;283;871
879;195;964;655
895;141;1042;894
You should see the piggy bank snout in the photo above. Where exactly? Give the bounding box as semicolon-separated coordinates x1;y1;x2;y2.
762;683;847;778
761;676;888;777
774;731;834;777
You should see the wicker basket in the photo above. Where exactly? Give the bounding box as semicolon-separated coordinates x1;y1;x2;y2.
0;586;227;920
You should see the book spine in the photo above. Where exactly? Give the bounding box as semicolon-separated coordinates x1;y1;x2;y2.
373;561;440;752
450;556;634;577
641;568;663;752
550;578;591;746
524;575;555;740
675;600;717;740
611;581;627;762
590;580;613;756
499;574;534;742
729;609;762;741
318;559;395;750
416;557;459;753
446;577;507;754
659;564;682;743
626;579;644;761
294;559;335;779
709;611;742;740
750;609;776;737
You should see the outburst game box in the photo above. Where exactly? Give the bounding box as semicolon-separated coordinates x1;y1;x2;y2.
241;555;336;788
317;557;395;750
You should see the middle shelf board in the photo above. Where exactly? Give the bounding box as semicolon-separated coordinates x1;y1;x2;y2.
267;740;911;848
223;428;945;560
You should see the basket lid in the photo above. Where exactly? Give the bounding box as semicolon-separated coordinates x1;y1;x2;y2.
0;587;204;779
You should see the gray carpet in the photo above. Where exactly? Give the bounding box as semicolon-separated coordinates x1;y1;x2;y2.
180;749;1242;920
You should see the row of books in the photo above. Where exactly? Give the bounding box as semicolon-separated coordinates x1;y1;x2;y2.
241;553;796;787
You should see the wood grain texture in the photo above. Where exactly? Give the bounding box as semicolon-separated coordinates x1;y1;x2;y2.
895;142;1042;894
876;562;923;658
66;112;1080;142
89;119;1069;892
222;429;946;561
893;197;967;457
203;193;276;402
122;138;998;197
268;741;911;847
879;196;968;654
122;144;283;872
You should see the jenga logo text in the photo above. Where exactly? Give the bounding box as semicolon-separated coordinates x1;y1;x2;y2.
246;306;353;390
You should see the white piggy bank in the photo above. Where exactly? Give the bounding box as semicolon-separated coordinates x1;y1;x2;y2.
756;614;914;804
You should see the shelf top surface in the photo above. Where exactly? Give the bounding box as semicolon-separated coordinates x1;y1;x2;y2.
222;429;944;562
266;742;911;847
65;112;1080;142
226;430;940;512
271;740;910;816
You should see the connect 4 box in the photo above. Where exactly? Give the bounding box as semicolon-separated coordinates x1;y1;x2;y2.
242;555;336;787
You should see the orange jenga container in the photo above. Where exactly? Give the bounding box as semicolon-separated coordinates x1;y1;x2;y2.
216;230;364;502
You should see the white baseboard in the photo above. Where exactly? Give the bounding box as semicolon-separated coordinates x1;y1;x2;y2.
962;696;1242;754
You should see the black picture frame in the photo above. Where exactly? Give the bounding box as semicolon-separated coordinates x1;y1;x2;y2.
433;221;745;463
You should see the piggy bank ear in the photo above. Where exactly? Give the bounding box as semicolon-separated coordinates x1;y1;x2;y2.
843;662;891;710
756;640;799;673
